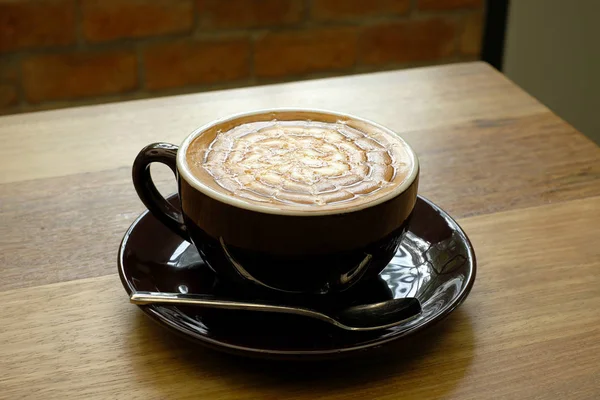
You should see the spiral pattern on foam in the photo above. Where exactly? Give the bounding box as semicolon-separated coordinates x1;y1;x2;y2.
201;120;408;207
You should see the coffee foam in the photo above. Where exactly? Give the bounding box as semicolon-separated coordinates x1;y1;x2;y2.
186;115;414;212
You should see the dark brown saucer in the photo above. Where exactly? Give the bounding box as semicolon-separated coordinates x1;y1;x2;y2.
118;195;476;359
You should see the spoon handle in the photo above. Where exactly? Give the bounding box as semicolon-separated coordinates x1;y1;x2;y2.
130;291;352;328
130;291;291;312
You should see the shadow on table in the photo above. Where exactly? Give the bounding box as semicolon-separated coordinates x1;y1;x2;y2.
127;308;475;399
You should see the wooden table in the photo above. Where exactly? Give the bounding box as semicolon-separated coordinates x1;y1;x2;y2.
1;62;599;399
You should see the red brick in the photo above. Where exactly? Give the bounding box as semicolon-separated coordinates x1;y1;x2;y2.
0;84;17;108
360;19;456;66
255;28;358;78
418;0;482;11
197;0;304;29
311;0;410;22
461;12;483;55
0;0;75;53
82;0;193;43
143;39;250;90
22;50;137;103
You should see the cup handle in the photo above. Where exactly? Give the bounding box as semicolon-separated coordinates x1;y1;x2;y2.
132;143;189;241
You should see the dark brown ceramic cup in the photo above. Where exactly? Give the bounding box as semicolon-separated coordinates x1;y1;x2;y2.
132;109;419;297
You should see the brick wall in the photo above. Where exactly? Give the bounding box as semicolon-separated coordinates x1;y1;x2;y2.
0;0;484;114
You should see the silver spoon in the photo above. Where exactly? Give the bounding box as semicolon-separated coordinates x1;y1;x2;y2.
130;291;421;332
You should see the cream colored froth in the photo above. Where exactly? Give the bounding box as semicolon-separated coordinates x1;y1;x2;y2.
186;117;413;211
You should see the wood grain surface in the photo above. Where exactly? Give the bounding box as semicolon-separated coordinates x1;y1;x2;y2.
1;62;599;399
0;62;545;185
1;197;599;399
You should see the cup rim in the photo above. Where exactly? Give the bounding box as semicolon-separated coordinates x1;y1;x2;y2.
176;108;419;216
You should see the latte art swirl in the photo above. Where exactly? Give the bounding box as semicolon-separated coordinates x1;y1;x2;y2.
195;120;411;207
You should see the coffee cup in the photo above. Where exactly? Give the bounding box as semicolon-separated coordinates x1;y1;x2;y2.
132;109;419;296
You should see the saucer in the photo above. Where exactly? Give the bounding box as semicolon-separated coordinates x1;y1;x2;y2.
118;195;476;359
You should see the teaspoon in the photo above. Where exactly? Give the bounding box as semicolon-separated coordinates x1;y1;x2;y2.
130;291;421;332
